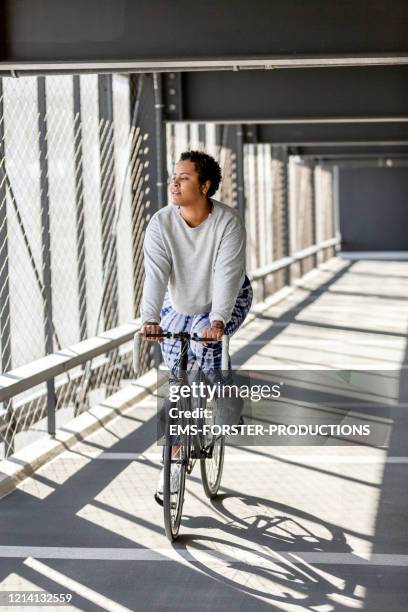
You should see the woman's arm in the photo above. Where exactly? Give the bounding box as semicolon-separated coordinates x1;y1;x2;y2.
140;214;171;324
210;216;246;327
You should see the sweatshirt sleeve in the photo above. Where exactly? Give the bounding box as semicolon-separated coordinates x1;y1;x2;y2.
140;214;171;324
209;216;246;326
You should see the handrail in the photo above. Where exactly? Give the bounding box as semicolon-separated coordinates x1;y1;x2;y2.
294;237;339;261
249;237;339;282
0;320;140;404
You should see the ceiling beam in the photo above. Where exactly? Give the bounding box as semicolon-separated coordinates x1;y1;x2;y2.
297;145;408;157
313;158;408;168
256;122;408;145
179;68;408;122
1;56;408;77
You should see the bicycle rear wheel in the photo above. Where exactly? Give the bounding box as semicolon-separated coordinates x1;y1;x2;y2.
163;421;189;541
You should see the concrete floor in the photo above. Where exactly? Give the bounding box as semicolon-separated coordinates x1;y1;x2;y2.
0;256;407;611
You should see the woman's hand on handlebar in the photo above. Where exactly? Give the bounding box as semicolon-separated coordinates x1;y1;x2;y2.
140;321;163;343
200;320;224;346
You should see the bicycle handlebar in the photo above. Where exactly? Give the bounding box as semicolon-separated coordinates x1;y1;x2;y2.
133;329;230;375
141;331;217;341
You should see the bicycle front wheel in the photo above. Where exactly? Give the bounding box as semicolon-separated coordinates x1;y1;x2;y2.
163;429;189;541
200;433;225;499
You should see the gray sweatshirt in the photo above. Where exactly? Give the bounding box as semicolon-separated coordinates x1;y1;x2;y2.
140;199;246;326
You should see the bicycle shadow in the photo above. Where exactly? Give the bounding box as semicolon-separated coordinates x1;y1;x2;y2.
175;493;366;610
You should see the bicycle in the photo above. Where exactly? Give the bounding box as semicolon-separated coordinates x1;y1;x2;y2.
133;329;230;541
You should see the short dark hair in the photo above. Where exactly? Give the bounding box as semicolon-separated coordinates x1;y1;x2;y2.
179;150;222;198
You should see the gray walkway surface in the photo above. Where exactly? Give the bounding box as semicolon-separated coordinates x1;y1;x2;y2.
1;257;407;611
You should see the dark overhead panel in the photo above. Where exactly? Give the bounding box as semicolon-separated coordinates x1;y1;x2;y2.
257;123;408;146
180;67;408;122
297;146;408;157
1;0;407;71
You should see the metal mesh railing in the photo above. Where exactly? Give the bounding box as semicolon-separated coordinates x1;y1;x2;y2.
0;73;157;457
315;165;335;244
244;144;289;300
289;160;316;277
246;146;337;297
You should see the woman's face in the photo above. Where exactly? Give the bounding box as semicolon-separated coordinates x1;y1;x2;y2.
169;160;210;206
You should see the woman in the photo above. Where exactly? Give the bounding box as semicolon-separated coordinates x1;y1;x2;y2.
140;150;253;496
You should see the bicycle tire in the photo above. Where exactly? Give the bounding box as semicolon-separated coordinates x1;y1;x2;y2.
200;394;225;499
163;420;189;541
200;436;225;498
